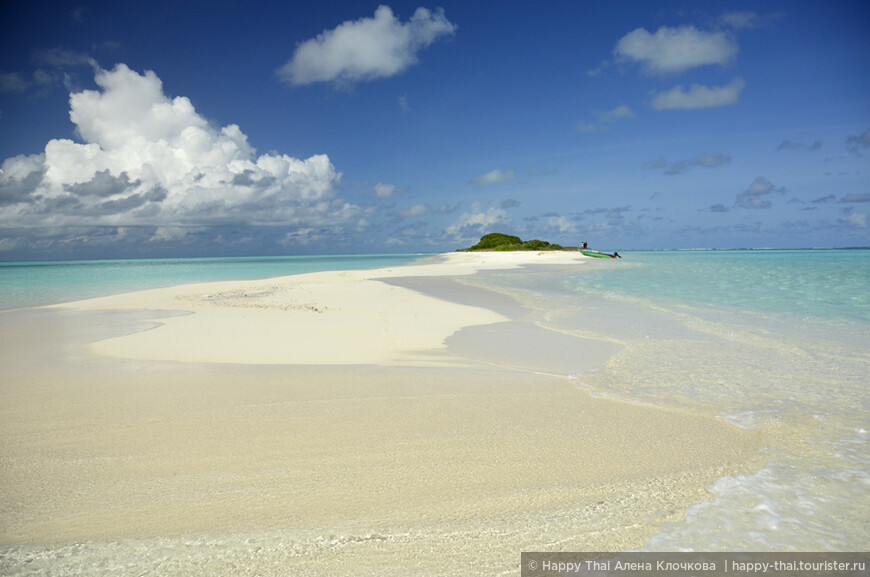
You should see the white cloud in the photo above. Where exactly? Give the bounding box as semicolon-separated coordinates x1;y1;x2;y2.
735;176;783;209
651;77;745;110
399;203;431;218
0;64;355;237
577;104;634;133
546;215;576;233
615;25;738;74
277;5;456;86
841;211;867;228
444;202;511;239
34;48;96;69
374;182;406;198
598;104;634;123
691;152;731;168
586;59;610;78
469;169;516;186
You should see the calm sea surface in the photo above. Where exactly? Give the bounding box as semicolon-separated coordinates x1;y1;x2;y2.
564;249;870;324
463;248;870;551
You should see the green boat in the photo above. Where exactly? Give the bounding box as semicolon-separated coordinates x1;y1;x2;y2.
579;249;621;259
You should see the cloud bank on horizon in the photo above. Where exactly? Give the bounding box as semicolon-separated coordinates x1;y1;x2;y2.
1;64;356;253
0;2;867;258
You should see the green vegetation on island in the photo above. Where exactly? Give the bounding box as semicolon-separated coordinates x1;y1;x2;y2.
458;233;569;252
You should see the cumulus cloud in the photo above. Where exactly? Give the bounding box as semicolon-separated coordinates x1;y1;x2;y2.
615;25;738;74
469;168;516;186
0;64;357;246
444;202;511;240
651;77;745;110
277;5;456;86
735;176;783;209
644;152;731;175
546;215;576;233
577;104;634;133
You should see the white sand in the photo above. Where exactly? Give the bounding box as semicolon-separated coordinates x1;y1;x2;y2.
0;251;765;574
54;251;590;366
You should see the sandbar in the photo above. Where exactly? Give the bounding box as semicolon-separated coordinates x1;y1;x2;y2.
48;251;588;366
0;251;763;575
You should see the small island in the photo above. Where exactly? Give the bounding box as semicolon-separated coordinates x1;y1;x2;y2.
457;232;573;252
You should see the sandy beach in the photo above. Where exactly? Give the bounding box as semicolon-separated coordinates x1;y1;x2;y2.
0;252;764;575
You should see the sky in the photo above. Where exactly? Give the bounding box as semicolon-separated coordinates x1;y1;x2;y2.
0;0;868;259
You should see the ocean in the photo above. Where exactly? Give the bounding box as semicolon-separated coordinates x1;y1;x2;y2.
460;248;870;551
1;249;868;561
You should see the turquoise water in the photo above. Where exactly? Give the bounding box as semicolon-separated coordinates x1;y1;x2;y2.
0;254;429;310
563;249;870;324
461;248;870;551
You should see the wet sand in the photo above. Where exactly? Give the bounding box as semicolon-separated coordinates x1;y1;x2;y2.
0;252;763;575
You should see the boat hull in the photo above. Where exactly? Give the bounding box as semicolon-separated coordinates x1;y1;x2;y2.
579;250;618;258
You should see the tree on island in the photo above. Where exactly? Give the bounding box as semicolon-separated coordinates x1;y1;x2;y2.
458;232;569;252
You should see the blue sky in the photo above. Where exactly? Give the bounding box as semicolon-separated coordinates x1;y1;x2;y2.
1;0;868;259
